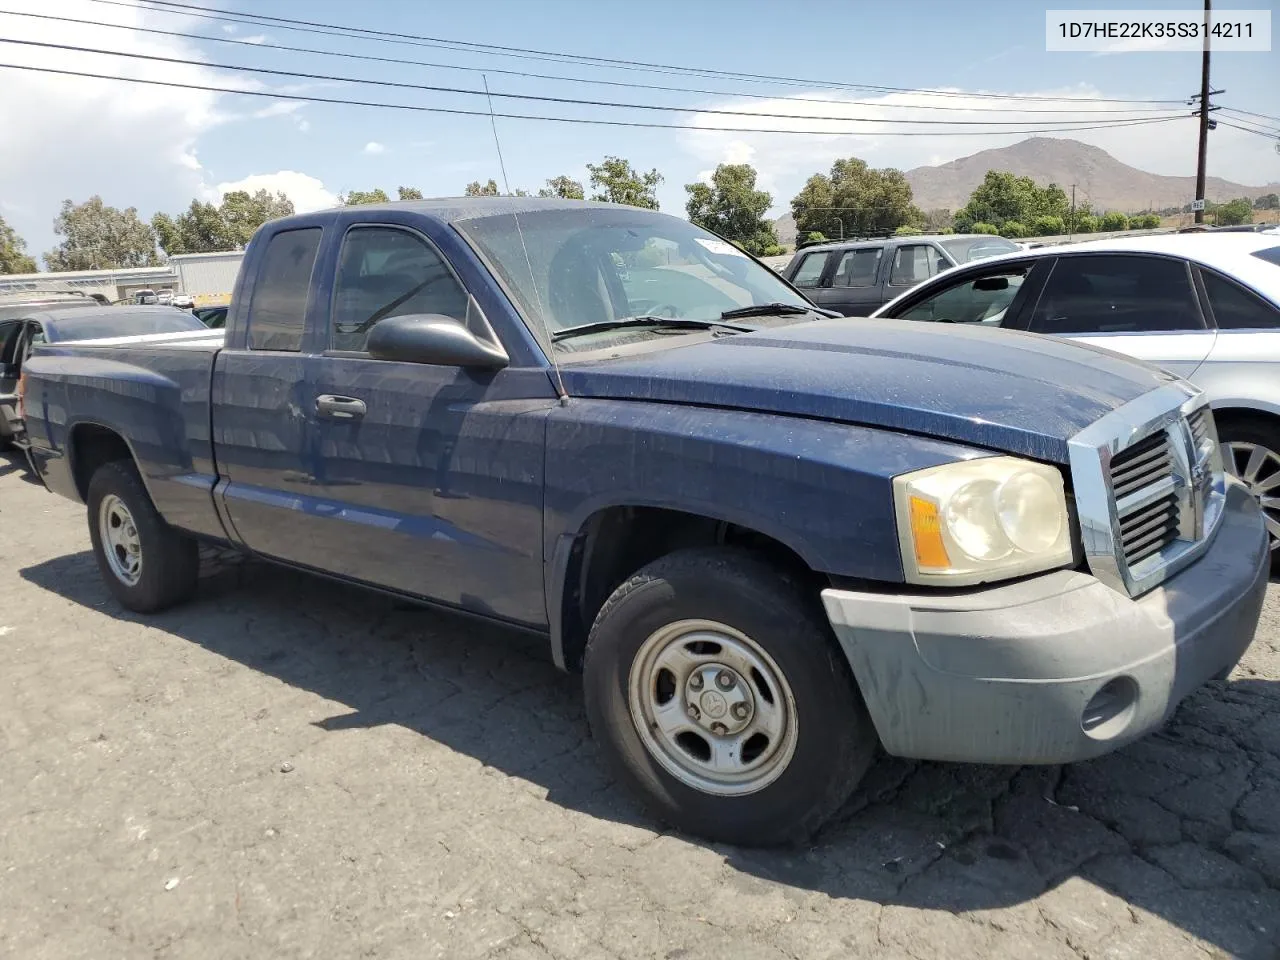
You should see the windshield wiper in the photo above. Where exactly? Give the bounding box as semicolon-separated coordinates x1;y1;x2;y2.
551;315;752;343
719;302;827;320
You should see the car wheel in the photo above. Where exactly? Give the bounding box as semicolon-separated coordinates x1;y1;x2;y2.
1219;419;1280;568
86;460;199;612
583;547;878;846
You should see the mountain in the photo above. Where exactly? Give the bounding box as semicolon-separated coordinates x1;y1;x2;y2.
903;137;1280;214
772;138;1280;242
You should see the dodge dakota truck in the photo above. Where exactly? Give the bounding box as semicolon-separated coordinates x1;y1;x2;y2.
20;198;1270;846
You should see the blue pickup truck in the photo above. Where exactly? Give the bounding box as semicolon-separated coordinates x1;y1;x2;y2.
20;198;1270;846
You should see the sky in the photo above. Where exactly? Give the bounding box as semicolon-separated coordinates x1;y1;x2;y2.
1;0;1277;262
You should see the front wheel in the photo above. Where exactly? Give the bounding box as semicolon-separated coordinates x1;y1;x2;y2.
86;460;199;612
1219;418;1280;566
583;548;878;846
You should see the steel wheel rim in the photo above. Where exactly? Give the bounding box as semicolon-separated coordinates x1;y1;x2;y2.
627;618;799;797
98;494;143;586
1223;441;1280;554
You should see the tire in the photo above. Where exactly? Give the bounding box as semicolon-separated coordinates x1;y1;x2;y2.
1217;417;1280;570
583;547;878;846
86;460;199;613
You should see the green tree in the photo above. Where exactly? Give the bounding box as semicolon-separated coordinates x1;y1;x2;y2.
790;157;921;238
537;175;585;200
151;201;230;255
1129;213;1162;229
999;221;1029;238
152;190;293;255
220;190;294;247
971;222;999;235
1215;198;1254;226
893;224;921;237
586;156;662;209
1074;214;1099;233
799;231;827;247
683;163;781;256
1030;214;1065;236
0;215;38;274
464;180;500;197
954;171;1069;233
1254;193;1278;210
1099;211;1129;231
341;188;391;205
397;186;424;201
44;196;159;271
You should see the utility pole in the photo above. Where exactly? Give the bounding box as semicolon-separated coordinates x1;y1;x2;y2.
1069;184;1077;241
1194;0;1212;224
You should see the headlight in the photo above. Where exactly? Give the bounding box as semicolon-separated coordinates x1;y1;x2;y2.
894;456;1074;586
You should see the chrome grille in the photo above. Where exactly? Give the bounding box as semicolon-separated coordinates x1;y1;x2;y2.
1068;385;1226;598
1108;431;1180;566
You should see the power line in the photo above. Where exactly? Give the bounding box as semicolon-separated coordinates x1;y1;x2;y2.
99;0;1187;105
0;61;1192;138
0;9;1185;116
1219;105;1280;125
1217;119;1280;140
0;37;1187;129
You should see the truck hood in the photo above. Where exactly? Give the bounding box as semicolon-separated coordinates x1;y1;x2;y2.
557;318;1175;464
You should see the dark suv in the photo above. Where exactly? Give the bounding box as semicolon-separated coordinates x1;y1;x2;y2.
781;234;1021;316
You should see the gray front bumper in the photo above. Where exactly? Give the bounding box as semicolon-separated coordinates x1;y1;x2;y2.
821;480;1269;765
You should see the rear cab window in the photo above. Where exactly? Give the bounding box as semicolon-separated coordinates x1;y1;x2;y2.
247;228;323;351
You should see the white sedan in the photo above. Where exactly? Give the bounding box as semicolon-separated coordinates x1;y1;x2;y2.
871;233;1280;558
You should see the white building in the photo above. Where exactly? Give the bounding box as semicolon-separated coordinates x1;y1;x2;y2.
0;250;245;306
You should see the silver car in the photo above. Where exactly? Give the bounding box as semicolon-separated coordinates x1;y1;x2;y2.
872;234;1280;558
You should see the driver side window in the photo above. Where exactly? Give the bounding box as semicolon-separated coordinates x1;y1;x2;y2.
896;269;1027;325
331;226;468;352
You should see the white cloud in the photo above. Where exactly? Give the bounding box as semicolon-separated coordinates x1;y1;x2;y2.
0;0;272;258
363;141;386;155
679;85;1271;213
251;101;304;120
213;172;338;212
296;118;311;133
240;34;267;45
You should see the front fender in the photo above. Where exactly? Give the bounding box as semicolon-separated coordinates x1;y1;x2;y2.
544;399;991;584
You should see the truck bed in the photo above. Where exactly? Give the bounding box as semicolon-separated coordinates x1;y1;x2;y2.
22;337;229;540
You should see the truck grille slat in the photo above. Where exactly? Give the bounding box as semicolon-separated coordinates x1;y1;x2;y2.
1108;431;1180;566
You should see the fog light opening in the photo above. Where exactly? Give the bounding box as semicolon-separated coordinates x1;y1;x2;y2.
1081;676;1139;741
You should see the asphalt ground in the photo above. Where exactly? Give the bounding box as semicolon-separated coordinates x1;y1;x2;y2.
1;449;1277;959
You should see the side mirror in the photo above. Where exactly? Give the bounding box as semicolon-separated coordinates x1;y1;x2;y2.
366;314;509;369
973;276;1010;292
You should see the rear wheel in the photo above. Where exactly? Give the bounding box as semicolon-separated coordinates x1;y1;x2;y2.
583;547;877;846
86;460;199;612
1219;418;1280;566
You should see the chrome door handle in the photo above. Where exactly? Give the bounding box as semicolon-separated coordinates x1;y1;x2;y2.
316;395;366;420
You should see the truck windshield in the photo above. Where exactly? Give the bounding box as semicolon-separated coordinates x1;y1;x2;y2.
456;208;812;346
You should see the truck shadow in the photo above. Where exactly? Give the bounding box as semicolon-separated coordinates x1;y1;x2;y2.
20;551;1280;958
0;448;43;485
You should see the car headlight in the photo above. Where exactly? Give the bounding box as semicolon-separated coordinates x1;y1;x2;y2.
894;456;1074;586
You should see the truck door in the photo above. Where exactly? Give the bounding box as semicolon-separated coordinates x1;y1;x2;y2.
301;222;553;627
211;225;330;564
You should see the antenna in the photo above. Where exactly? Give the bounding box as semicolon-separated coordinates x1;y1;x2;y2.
481;72;566;400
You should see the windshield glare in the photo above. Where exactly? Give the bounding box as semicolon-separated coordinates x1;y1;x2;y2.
50;312;206;341
939;236;1021;263
457;208;812;344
